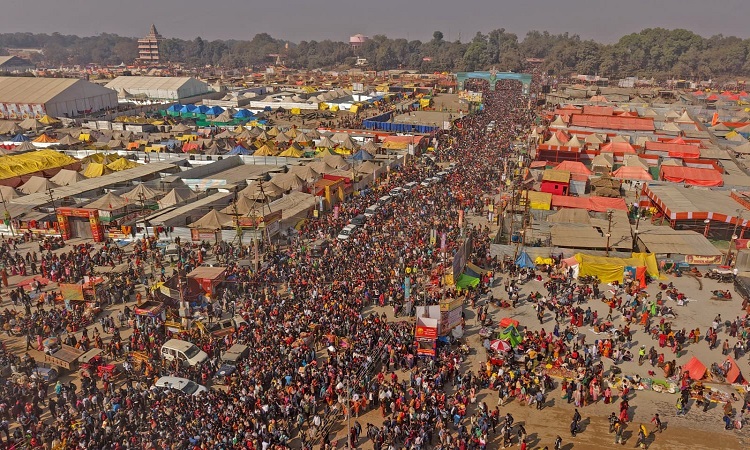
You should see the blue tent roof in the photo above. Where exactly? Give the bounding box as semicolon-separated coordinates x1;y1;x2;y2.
351;149;374;161
166;104;182;113
194;105;210;114
206;106;224;115
228;145;252;155
11;133;29;142
234;109;253;118
263;106;273;112
515;251;535;269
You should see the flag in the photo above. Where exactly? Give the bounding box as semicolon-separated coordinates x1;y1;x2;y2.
711;112;719;126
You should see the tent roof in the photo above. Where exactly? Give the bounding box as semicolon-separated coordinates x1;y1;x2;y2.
612;166;653;180
157;187;196;208
591;153;614;168
683;356;707;380
555;160;592;176
122;183;162;201
49;168;85;186
85;192;130;210
547;208;591;224
189;209;233;229
18;176;58;194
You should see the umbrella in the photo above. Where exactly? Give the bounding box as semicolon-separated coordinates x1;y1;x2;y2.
489;340;512;353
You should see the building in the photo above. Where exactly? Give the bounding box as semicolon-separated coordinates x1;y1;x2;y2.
104;76;211;102
349;34;369;50
138;24;165;64
540;169;571;195
0;76;117;119
0;56;34;73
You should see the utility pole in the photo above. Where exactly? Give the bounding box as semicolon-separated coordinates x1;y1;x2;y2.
0;190;14;236
346;378;352;449
725;209;744;266
48;188;63;243
138;191;149;238
605;209;614;256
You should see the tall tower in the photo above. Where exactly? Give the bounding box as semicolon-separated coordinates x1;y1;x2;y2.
138;24;165;64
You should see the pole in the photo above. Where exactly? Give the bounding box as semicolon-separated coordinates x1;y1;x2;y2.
606;210;613;253
726;211;743;265
139;192;149;238
0;190;14;236
347;378;352;449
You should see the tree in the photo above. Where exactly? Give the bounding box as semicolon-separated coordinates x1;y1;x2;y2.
432;31;444;43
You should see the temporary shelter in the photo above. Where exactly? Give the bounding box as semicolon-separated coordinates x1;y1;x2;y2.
498;325;523;348
158;188;196;208
18;176;58;194
82;163;114;178
0;185;20;199
106;157;139;172
189;209;233;230
659;166;723;187
122;183;162;202
683;357;707;380
612;166;653;181
86;192;130;211
14;141;37;152
287;165;320;182
515;251;535;269
50;169;86;186
573;253;659;284
723;356;745;384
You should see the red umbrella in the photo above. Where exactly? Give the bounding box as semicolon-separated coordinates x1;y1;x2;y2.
489;339;512;352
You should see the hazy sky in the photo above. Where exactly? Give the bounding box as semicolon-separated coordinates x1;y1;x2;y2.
3;0;748;43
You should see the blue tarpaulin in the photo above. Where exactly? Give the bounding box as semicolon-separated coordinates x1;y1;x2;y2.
205;106;224;115
515;251;535;269
11;133;29;142
350;149;374;161
234;109;254;118
194;105;209;114
228;145;252;155
166;104;181;113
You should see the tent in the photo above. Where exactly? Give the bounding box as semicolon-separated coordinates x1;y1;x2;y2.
189;209;233;229
158;188;196;208
11;133;29;142
82;163;114;178
18;118;44;130
683;356;707;380
278;146;303;158
38;115;60;125
351;149;374;161
86;192;130;211
18;176;58;194
122;183;162;201
228;145;252;155
455;273;480;289
723;356;745;384
50;169;86;186
0;185;20;199
107;157;139;172
515;251;535;269
233;109;253;119
205;106;225;116
574;253;659;284
32;133;57;143
464;262;488;279
612;166;653;181
498;325;523;348
14;141;37;152
555;160;593;176
253;144;277;156
499;317;520;329
659;166;723;187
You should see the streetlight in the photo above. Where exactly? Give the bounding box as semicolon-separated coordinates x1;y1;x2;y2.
726;235;739;266
703;219;711;237
138;191;149;238
48;188;63;243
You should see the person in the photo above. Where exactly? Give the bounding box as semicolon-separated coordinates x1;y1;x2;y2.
636;425;647;449
638;345;646;365
554;435;562;450
614;420;624;445
651;413;662;433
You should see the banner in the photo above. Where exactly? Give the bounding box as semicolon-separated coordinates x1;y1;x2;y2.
685;255;723;265
735;239;750;250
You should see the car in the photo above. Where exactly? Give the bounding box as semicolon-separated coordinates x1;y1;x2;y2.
206;317;237;337
420;180;431;187
154;376;207;396
404;182;418;191
389;187;404;198
377;195;393;206
364;204;381;218
435;172;448;181
337;225;357;240
350;214;366;226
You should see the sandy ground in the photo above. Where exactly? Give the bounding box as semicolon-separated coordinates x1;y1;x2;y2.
3;215;750;448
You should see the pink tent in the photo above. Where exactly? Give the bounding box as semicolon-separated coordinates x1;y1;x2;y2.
612;166;653;181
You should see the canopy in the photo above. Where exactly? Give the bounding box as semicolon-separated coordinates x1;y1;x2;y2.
278;146;303;158
555;160;592;176
38;115;60;125
190;209;233;229
455;273;480;289
32;133;57;143
683;356;707;380
18;176;58;194
86;192;130;211
233;109;253;118
574;253;659;284
10;133;29;142
18;118;44;130
612;166;653;181
205;106;225;116
659;166;723;187
351;149;374;161
498;325;522;348
228;145;252;155
0;185;20;199
49;169;85;186
287;165;320;182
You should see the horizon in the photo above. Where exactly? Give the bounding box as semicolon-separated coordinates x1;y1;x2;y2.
1;0;748;44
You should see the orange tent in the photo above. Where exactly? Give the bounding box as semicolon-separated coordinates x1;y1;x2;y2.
724;356;745;384
499;317;520;329
683;356;707;380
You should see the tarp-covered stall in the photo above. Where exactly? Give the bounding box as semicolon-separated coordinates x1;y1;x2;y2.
574;252;659;284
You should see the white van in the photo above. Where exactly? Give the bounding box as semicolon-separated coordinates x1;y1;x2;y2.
377;195;392;206
364;204;381;218
161;339;208;366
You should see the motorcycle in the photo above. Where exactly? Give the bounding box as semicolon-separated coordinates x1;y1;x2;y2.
711;362;726;382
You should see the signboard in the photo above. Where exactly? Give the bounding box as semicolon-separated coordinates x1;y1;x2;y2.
735;239;750;250
685;255;723;265
458;91;483;102
415;325;438;340
190;229;217;241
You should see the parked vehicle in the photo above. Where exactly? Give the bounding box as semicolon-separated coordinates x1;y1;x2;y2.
154;376;207;396
160;339;208;366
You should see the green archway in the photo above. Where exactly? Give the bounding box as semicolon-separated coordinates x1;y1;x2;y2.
456;70;532;95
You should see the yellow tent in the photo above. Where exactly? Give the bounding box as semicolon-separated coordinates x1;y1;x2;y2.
254;144;277;156
350;105;360;114
521;190;552;210
319;102;329;110
78;133;91;142
278;146;304;157
574;253;660;284
145;145;165;153
291;108;301;115
0;150;77;181
38;115;60;125
330;105;340;112
106;157;139;171
82;163;114;178
315;148;336;158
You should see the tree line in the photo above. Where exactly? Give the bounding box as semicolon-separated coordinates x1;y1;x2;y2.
1;28;749;80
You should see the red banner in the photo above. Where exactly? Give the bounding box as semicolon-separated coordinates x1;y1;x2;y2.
735;239;750;250
415;325;438;340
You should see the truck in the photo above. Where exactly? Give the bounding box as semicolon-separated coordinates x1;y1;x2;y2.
43;344;85;371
